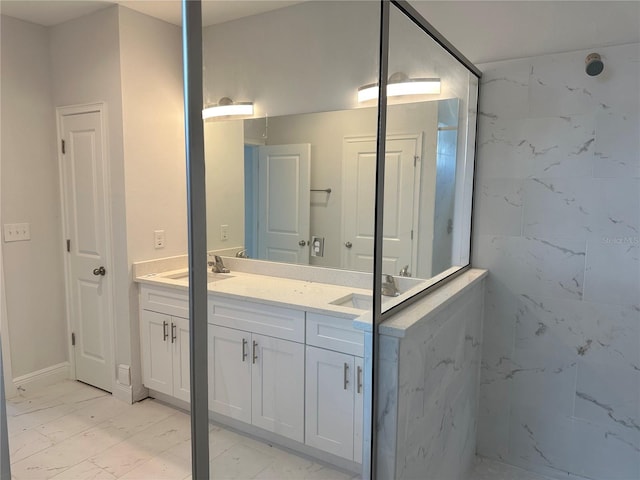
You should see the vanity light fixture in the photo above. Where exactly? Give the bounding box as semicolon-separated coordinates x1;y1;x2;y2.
357;72;441;103
202;97;254;119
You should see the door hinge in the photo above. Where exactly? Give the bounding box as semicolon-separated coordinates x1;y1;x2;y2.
414;155;419;167
66;239;70;252
411;229;414;240
71;332;76;346
61;139;66;154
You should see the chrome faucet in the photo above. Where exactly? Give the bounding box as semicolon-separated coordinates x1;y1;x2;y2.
381;274;399;297
208;255;230;273
399;265;411;277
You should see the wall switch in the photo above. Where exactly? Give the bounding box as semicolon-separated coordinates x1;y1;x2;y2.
154;230;165;249
220;224;229;241
311;236;324;257
3;223;31;242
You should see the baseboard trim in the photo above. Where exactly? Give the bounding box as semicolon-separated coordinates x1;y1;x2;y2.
12;362;70;393
112;381;133;404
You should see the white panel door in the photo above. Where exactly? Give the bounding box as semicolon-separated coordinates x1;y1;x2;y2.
257;144;310;264
251;334;304;442
305;346;355;460
208;325;252;423
172;317;190;403
140;311;172;396
342;136;420;275
61;109;113;392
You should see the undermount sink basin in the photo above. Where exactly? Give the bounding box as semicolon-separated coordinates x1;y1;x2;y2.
163;271;234;284
329;293;373;310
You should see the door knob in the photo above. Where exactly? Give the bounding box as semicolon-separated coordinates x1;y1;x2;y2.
298;240;307;246
344;241;352;248
92;266;106;276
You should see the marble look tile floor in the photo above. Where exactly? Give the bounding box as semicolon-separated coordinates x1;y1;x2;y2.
468;457;555;480
6;380;555;480
5;380;358;480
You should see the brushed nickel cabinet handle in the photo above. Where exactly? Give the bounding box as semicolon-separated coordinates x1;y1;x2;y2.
242;338;248;362
357;365;363;394
171;323;176;343
343;363;349;390
252;340;258;364
163;321;168;342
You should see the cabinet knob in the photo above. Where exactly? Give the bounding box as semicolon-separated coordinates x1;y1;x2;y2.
344;241;352;249
298;240;307;247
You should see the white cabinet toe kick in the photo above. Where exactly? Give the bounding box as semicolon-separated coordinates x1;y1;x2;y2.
139;285;364;472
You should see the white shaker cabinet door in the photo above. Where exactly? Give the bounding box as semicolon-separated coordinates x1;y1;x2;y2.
141;310;173;396
305;346;355;460
251;334;304;442
208;325;252;423
172;317;191;403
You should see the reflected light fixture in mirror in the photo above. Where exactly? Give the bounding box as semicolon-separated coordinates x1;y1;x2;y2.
357;72;441;102
202;97;254;119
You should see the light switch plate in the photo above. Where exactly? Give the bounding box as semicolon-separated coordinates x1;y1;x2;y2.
220;224;229;241
3;223;31;242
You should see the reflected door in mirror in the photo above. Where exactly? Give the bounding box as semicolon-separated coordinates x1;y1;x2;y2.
257;144;311;264
342;135;421;274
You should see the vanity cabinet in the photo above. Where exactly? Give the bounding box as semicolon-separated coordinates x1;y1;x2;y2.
139;285;190;402
208;298;305;443
305;313;364;463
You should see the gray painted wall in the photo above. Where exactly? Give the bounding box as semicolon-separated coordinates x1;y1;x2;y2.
1;16;67;378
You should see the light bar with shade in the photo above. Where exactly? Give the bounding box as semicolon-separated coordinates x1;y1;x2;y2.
357;72;440;103
202;97;254;119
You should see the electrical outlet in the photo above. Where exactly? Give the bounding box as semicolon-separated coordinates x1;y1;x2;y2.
311;236;324;257
154;230;165;249
3;223;31;242
220;225;229;241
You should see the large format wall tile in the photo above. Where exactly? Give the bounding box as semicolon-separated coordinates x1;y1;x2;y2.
474;43;640;480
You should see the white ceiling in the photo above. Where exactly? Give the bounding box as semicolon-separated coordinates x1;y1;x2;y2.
1;0;638;64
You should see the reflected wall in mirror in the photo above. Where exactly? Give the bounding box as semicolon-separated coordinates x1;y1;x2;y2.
204;99;459;280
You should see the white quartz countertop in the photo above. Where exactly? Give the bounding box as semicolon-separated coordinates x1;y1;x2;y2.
353;269;488;337
136;268;371;319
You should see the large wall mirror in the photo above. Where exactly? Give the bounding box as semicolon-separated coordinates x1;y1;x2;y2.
202;0;478;286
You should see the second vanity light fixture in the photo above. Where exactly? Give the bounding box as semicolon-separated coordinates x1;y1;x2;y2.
202;97;254;119
357;72;440;103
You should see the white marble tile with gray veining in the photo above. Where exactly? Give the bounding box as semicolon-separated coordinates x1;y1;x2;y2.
583;242;640;306
474;235;587;300
479;59;530;120
594;110;640;178
473;178;524;236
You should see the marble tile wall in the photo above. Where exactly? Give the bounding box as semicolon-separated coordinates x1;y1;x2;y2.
473;43;640;480
374;275;485;479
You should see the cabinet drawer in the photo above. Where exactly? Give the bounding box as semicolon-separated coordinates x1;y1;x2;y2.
209;297;304;343
306;313;363;357
140;285;189;318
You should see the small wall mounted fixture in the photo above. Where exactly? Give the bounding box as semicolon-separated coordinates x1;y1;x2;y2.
357;72;441;103
202;97;254;119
